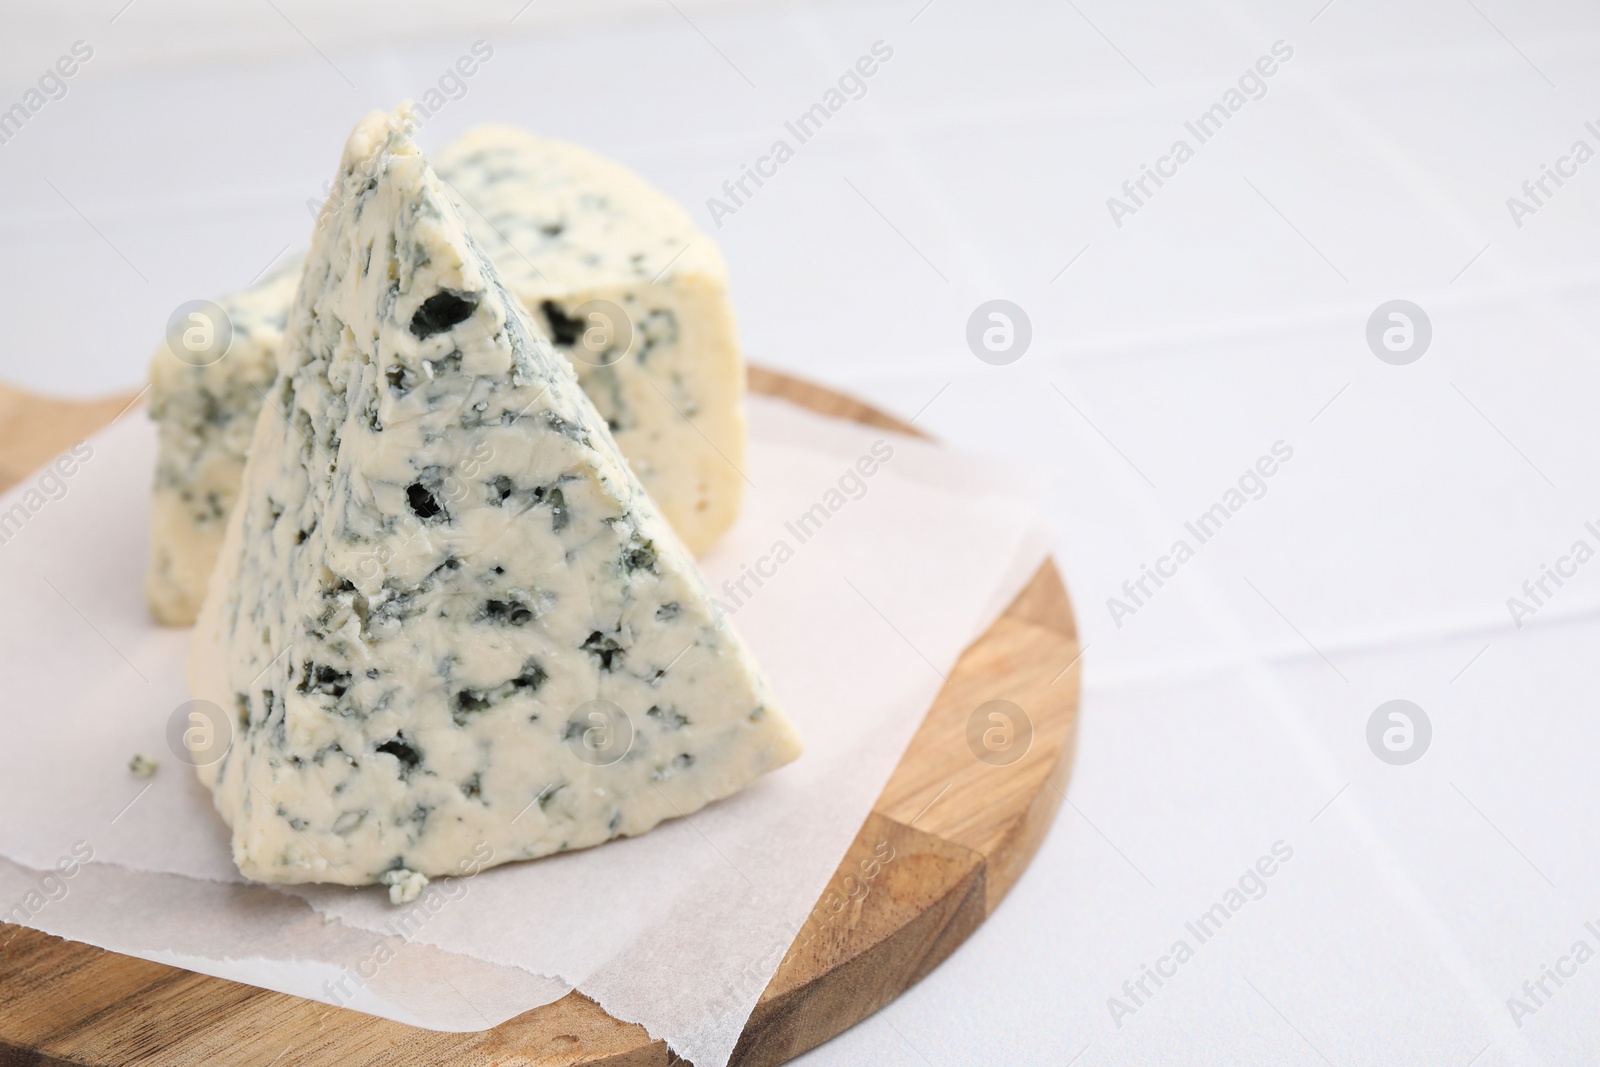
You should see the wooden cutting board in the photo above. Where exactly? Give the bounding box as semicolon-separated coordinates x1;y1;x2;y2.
0;367;1080;1067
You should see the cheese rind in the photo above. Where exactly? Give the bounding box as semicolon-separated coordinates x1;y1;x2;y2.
189;108;799;886
147;127;744;625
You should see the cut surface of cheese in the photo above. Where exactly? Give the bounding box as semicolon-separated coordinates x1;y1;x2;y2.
188;107;799;886
435;127;746;558
147;126;744;624
145;261;300;625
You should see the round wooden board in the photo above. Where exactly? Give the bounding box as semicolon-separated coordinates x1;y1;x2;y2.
0;368;1081;1067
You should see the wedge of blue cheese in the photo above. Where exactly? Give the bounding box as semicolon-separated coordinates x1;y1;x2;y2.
147;127;745;625
146;259;301;624
434;127;746;561
188;107;800;886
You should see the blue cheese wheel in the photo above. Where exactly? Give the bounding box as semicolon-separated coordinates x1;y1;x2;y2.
147;126;745;625
188;107;800;886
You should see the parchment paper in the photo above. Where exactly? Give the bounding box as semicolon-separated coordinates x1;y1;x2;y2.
0;394;1050;1067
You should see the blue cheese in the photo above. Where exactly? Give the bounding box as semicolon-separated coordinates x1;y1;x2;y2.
145;260;300;624
188;107;800;887
434;127;746;559
146;127;745;625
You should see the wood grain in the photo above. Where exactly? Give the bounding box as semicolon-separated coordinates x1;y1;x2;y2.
0;370;1078;1067
0;385;141;495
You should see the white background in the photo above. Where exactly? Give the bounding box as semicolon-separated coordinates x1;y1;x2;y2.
2;0;1599;1063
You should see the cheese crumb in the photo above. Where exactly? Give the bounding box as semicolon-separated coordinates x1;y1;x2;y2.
380;868;429;905
128;754;160;779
